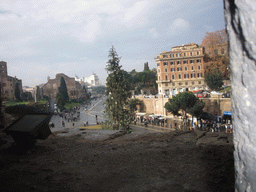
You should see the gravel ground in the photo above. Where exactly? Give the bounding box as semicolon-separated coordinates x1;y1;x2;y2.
0;126;234;192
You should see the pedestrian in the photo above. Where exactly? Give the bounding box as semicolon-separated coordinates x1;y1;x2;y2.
84;122;87;127
73;122;75;127
86;121;89;126
62;121;65;127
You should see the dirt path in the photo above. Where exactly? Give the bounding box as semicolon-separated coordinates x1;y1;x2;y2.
0;129;234;192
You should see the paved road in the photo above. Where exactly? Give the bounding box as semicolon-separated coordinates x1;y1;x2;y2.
50;97;105;130
49;97;169;135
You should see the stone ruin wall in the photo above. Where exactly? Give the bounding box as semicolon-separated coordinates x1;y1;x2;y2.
224;1;256;191
135;95;231;117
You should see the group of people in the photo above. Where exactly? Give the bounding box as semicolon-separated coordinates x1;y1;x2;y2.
135;116;168;127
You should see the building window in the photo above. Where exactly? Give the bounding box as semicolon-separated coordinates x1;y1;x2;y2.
192;81;195;85
183;52;186;56
165;75;168;80
170;54;174;58
191;73;195;78
163;54;167;58
157;56;159;59
191;66;194;71
165;68;168;72
185;82;188;85
179;82;182;85
185;67;188;71
221;48;225;54
157;63;160;66
183;60;187;64
198;73;202;77
190;60;195;64
214;49;218;55
176;53;180;57
184;74;189;79
177;61;181;65
172;75;175;79
196;59;201;63
177;67;182;71
197;51;200;55
158;69;160;73
171;68;175;72
179;74;181;79
171;61;174;65
165;83;168;86
158;76;160;80
164;62;168;66
190;52;193;56
198;81;201;84
198;66;201;70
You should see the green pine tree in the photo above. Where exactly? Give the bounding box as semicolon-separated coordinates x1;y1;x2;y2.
58;77;69;102
56;93;66;111
104;46;133;132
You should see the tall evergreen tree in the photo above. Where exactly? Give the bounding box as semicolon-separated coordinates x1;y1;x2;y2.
104;46;133;132
143;62;150;71
14;83;21;101
56;93;66;111
35;86;40;102
58;77;69;102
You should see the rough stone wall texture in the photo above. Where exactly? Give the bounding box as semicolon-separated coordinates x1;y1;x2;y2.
135;95;168;115
224;1;256;191
135;96;231;117
42;73;81;99
202;98;231;115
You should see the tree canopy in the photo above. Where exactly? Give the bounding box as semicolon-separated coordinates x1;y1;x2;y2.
144;62;150;71
129;67;157;95
164;92;205;118
58;77;69;102
202;29;230;80
56;93;66;111
104;46;133;132
204;69;223;90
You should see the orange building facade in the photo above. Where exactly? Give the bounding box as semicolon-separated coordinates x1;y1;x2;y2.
155;43;207;96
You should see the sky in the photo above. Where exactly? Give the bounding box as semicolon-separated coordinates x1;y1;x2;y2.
0;0;226;87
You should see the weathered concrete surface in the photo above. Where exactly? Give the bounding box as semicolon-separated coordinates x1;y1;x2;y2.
224;1;256;191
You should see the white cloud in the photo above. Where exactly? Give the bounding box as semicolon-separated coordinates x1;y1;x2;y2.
169;18;190;35
149;28;159;37
0;0;226;86
122;1;151;27
0;0;159;47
